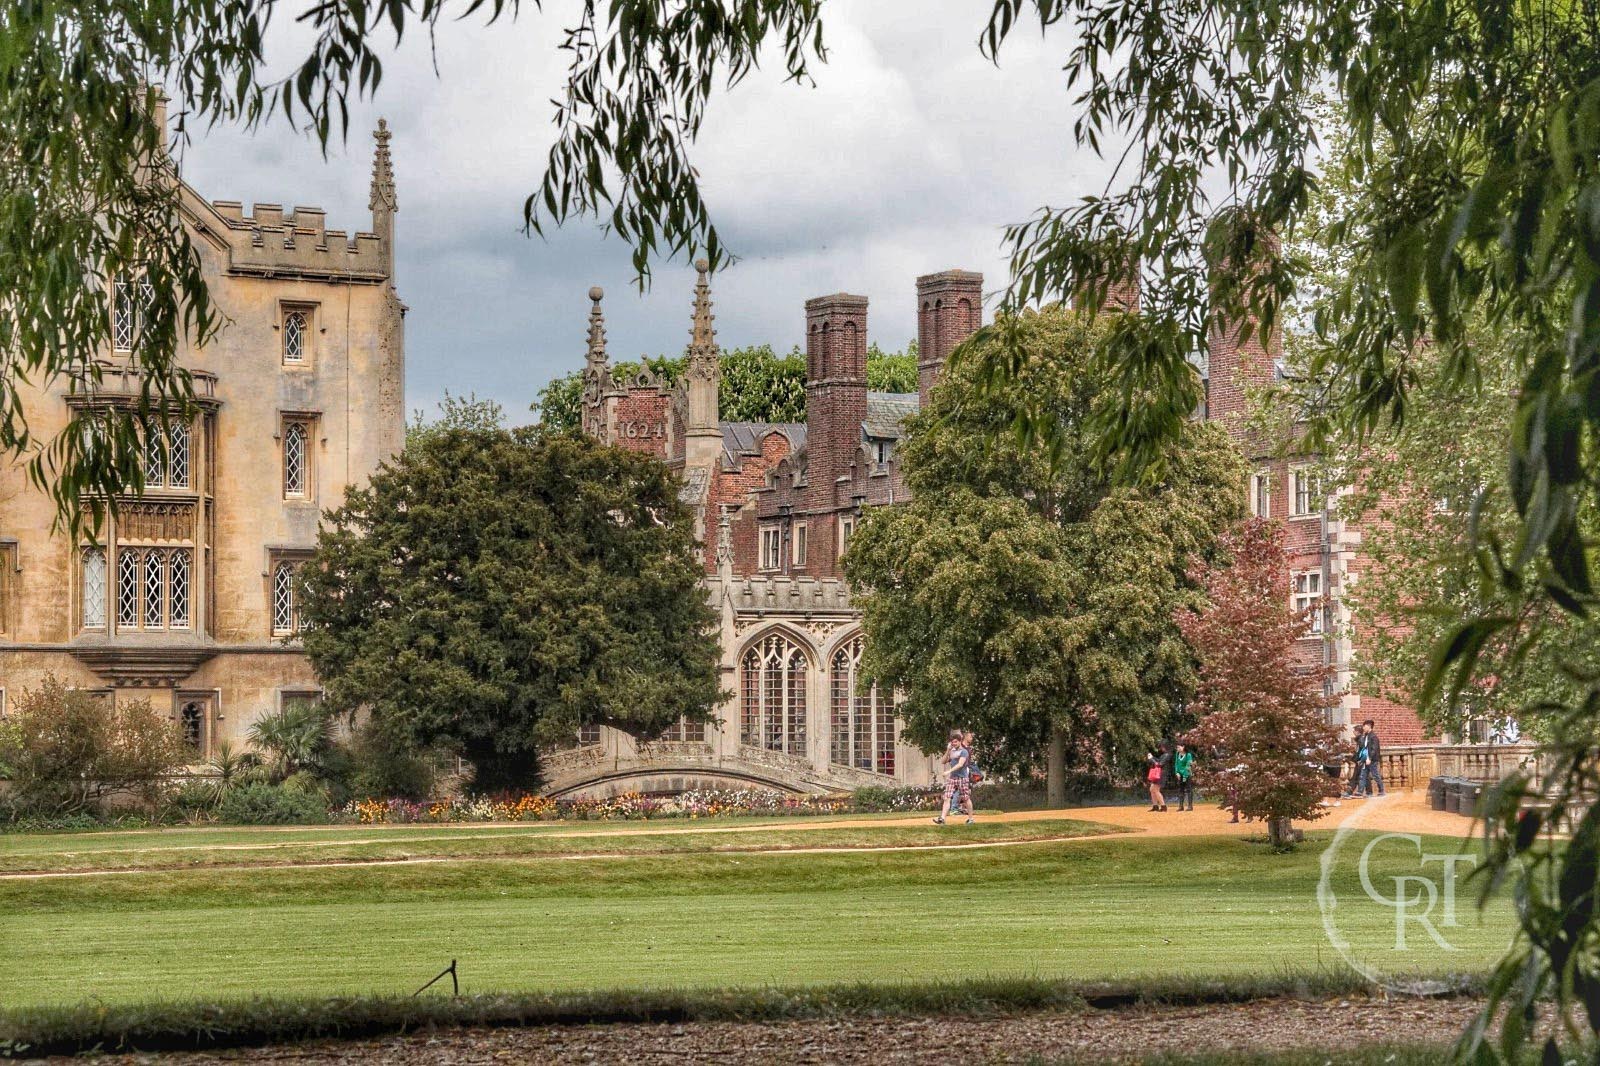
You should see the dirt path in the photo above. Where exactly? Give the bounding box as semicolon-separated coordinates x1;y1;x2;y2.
1;791;1476;881
64;995;1477;1064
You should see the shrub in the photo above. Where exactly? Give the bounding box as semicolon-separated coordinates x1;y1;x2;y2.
0;675;188;817
345;722;437;802
163;780;222;823
217;782;330;825
850;786;943;813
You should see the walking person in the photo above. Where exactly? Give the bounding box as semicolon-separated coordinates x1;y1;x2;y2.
1361;720;1386;796
934;729;974;825
1172;742;1195;812
1145;749;1166;812
1343;726;1369;798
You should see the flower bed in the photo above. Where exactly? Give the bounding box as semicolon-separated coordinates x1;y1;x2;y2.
343;785;943;825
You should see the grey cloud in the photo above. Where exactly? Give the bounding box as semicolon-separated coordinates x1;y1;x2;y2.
177;1;1108;419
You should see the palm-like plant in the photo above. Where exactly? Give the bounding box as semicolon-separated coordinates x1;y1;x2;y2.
246;701;332;782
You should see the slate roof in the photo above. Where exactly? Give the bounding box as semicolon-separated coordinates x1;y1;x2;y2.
720;422;806;469
717;392;920;470
863;392;920;440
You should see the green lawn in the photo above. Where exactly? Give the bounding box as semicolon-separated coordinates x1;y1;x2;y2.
0;827;1513;1010
0;816;1116;874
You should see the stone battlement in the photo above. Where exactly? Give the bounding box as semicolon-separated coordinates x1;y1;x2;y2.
709;575;855;613
201;200;387;281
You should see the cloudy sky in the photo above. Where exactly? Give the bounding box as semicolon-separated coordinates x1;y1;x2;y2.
175;1;1114;422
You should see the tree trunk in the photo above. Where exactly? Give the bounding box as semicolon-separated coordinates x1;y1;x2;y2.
1046;724;1067;808
1267;816;1302;848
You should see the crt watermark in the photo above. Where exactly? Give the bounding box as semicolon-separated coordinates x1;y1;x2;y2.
1316;796;1500;992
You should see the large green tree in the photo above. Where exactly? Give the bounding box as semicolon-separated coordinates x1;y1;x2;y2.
298;428;723;791
844;306;1244;805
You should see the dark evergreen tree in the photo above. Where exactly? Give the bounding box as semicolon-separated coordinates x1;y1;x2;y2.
299;429;723;791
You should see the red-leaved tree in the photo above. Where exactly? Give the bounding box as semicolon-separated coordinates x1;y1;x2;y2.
1178;518;1344;849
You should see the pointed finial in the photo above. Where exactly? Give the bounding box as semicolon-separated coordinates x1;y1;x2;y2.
585;286;608;368
369;118;397;215
687;258;718;380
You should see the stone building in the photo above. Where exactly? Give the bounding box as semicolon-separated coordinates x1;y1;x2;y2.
0;121;405;758
547;260;1428;797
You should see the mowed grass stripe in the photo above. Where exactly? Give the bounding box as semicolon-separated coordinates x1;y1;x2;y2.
0;834;1513;1009
0;811;922;857
0;819;1119;875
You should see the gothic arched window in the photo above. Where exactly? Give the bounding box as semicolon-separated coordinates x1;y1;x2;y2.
81;547;107;629
740;632;808;756
272;561;298;636
180;700;206;753
829;636;895;775
283;422;308;498
283;310;307;363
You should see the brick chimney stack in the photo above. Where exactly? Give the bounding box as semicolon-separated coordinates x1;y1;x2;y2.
804;293;869;519
1202;223;1280;435
915;270;983;407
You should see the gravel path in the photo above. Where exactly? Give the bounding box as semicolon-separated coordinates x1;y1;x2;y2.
75;996;1476;1064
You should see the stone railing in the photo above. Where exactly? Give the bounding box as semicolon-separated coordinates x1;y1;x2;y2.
1349;743;1543;792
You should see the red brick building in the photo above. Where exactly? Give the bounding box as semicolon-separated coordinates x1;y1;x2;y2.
543;261;1425;798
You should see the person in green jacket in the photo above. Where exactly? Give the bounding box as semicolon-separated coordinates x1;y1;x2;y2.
1172;742;1196;812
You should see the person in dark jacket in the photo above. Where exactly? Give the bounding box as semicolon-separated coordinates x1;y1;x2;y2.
1361;720;1386;796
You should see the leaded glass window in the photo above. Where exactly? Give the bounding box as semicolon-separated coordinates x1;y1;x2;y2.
829;637;895;775
82;547;107;629
740;633;808;756
272;561;297;635
283;422;308;497
113;278;135;351
167;424;190;488
180;701;205;752
112;276;152;352
169;549;191;629
284;310;307;363
144;551;166;630
145;429;165;486
117;550;140;627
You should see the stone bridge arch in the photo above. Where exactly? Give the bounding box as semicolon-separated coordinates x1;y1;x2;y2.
543;763;813;801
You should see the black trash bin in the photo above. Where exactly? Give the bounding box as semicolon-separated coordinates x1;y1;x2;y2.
1428;776;1448;811
1460;780;1484;816
1445;779;1463;814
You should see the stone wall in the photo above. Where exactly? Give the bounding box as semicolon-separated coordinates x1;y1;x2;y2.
0;123;403;759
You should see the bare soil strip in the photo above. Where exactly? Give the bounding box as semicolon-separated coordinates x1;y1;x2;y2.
62;995;1476;1064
